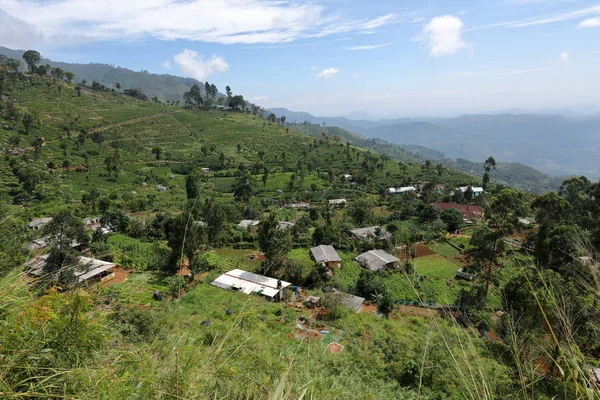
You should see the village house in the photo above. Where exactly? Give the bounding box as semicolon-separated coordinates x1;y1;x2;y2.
278;221;295;230
201;167;211;174
350;226;392;242
310;245;342;269
83;216;101;226
340;174;352;181
284;202;310;209
328;198;347;207
324;288;365;312
238;219;260;234
211;269;291;302
28;217;52;230
26;255;117;284
356;250;400;272
388;186;416;195
458;186;484;197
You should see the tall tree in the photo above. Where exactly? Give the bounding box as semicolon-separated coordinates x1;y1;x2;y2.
470;226;505;300
232;170;255;202
22;50;41;72
482;156;496;189
225;85;232;99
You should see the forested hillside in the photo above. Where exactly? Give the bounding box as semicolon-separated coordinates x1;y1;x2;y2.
288;121;563;193
2;56;600;400
0;46;207;102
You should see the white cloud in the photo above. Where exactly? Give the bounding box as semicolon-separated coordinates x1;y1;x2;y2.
316;68;340;79
421;15;468;57
348;43;391;51
251;95;268;102
161;60;171;69
352;71;364;80
173;49;229;81
560;50;570;65
468;5;600;30
578;17;600;28
309;66;318;70
0;0;396;46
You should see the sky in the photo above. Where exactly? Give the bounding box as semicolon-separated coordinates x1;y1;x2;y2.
1;0;599;118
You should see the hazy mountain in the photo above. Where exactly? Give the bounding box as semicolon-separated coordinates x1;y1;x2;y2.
345;111;376;121
0;46;206;102
265;107;380;134
366;113;600;178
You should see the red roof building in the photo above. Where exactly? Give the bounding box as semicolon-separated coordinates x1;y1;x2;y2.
432;202;484;220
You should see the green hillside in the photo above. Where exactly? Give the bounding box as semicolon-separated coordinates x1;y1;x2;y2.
2;68;600;399
0;45;207;101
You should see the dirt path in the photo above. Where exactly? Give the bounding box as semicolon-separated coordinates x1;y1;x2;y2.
88;109;185;134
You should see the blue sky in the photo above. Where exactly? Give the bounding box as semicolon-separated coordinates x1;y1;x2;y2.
1;0;599;117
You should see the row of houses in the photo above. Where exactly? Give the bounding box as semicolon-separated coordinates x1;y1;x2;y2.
388;185;484;197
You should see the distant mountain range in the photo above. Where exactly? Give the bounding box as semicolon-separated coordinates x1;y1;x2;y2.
0;46;205;102
268;107;600;179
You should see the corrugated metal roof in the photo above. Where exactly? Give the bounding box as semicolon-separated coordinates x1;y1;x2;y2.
350;226;391;241
25;255;115;282
356;250;400;271
328;199;346;205
238;220;260;228
338;293;365;311
211;269;291;299
310;245;342;263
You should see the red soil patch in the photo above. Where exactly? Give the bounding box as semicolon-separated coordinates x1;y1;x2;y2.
361;303;378;314
101;267;129;287
326;342;344;354
397;243;436;259
246;251;266;261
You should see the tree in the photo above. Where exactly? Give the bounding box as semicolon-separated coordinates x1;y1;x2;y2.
164;214;205;274
229;95;245;110
51;67;64;81
186;174;200;200
22;50;41;72
418;203;441;223
75;86;82;96
183;84;203;108
482;156;496;189
43;209;89;252
22;112;37;134
440;208;464;232
267;113;276;123
487;188;528;231
116;82;121;90
280;116;286;125
64;71;75;83
232;170;255;202
347;199;374;225
470;226;505;300
258;214;291;262
225;85;232;99
151;147;162;162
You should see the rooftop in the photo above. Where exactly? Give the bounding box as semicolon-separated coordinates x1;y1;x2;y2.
211;269;291;299
238;220;260;228
310;245;342;263
356;250;400;271
350;226;391;241
29;217;52;229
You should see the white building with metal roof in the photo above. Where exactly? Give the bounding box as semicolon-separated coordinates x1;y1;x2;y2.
211;269;292;301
